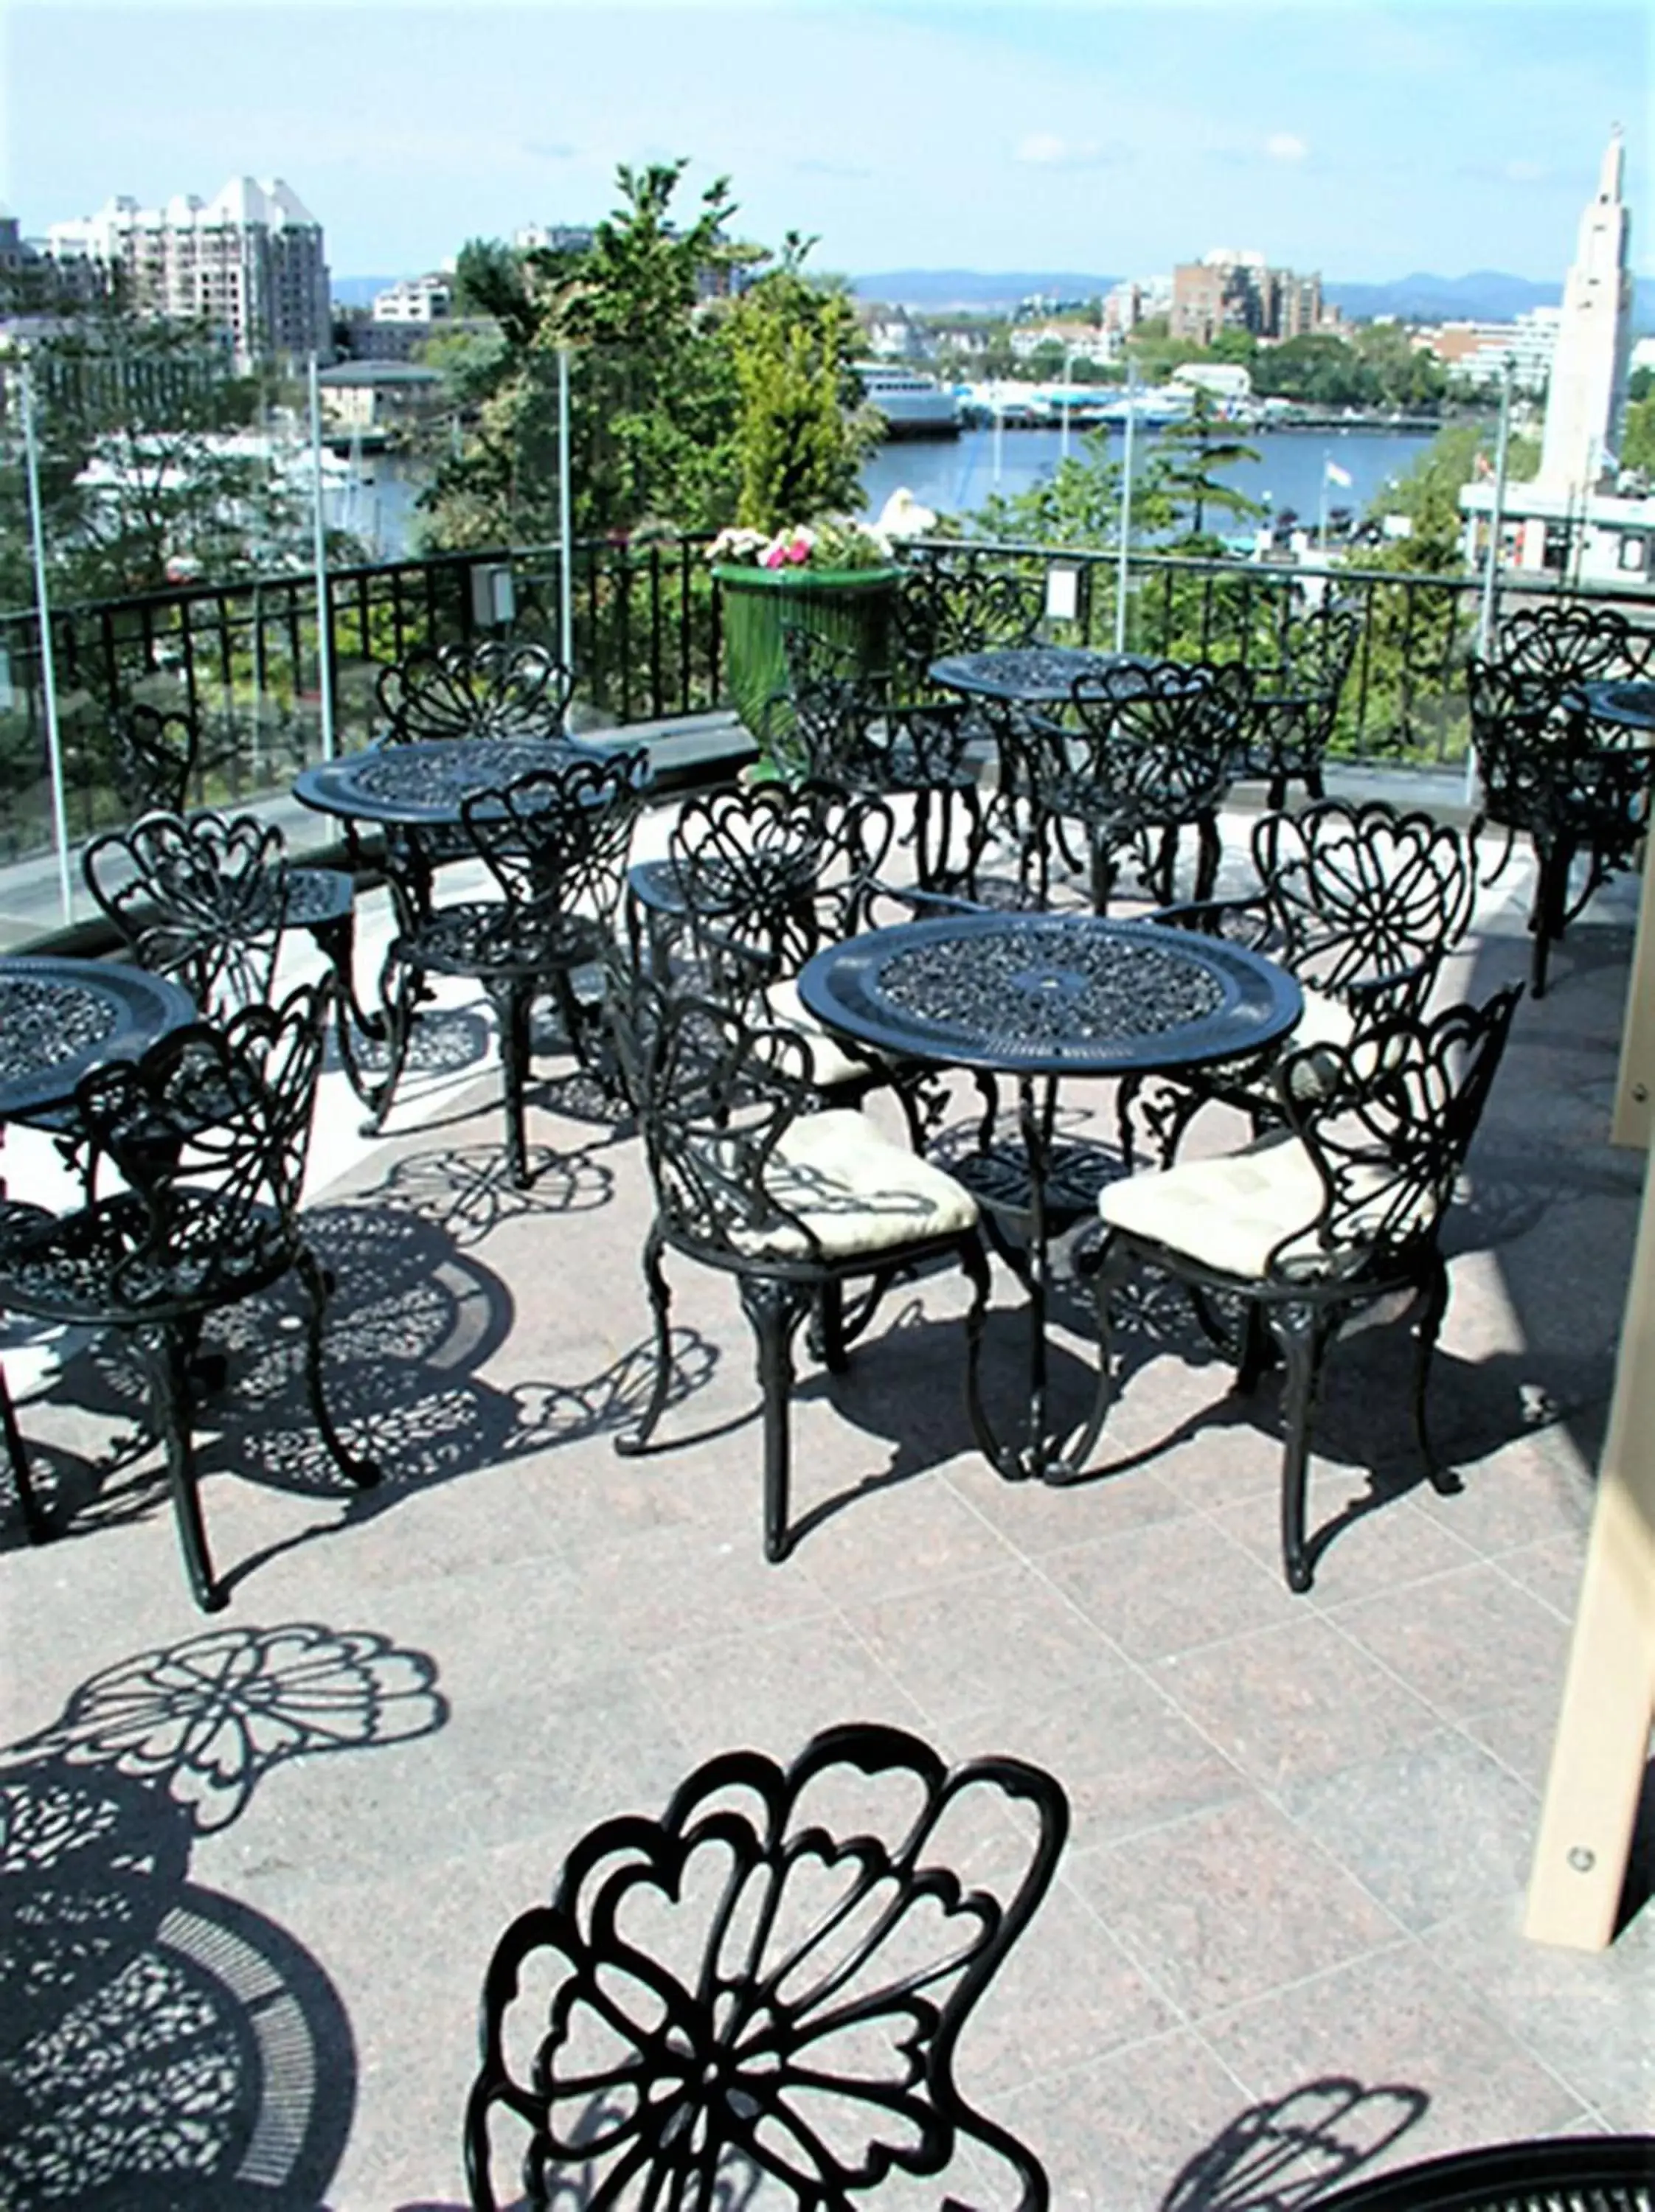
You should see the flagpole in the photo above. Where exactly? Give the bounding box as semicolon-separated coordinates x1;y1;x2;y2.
20;355;74;926
1469;355;1515;805
307;352;336;762
1115;361;1137;655
557;344;573;730
1318;448;1330;554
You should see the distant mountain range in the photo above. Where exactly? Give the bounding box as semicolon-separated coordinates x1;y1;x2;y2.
847;267;1654;330
334;265;1654;329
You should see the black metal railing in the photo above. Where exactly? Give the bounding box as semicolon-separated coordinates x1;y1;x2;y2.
1;533;1649;869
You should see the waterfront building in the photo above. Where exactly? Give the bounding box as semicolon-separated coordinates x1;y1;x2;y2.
1459;128;1646;585
43;178;330;367
372;276;452;324
1420;308;1561;395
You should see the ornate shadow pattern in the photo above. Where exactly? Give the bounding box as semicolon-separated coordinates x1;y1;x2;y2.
465;1722;1069;2211
0;1622;446;2208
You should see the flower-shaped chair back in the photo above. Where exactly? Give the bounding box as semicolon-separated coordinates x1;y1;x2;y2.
459;757;645;942
674;787;897;993
626;984;827;1263
1465;657;1631;838
83;809;291;1020
892;563;1046;689
1267;606;1360;708
777;630;883;785
376;639;575;744
1266;985;1521;1289
1250;800;1477;1009
63;983;331;1317
465;1722;1069;2211
1495;604;1647;695
1064;661;1252;822
106;700;200;815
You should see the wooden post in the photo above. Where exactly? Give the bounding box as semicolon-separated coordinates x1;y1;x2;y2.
1524;1132;1655;1948
1611;829;1655;1147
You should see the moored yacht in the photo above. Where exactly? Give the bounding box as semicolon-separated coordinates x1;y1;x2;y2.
854;362;962;439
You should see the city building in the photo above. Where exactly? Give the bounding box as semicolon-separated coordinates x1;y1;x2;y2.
372;276;452;324
1417;308;1562;394
1008;318;1117;366
43;178;330;367
1460;128;1646;584
1170;249;1324;347
315;359;444;432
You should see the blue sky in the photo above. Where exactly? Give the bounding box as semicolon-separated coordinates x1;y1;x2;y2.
3;1;1648;285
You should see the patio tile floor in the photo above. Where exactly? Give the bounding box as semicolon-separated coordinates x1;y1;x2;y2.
0;803;1650;2209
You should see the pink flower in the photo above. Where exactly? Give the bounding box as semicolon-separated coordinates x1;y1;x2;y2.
784;538;810;565
760;543;786;569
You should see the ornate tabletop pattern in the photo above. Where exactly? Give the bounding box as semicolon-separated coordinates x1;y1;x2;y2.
0;959;197;1119
798;914;1302;1078
929;644;1153;704
300;737;590;824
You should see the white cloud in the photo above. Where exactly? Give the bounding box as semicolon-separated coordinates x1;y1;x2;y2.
1013;132;1121;170
1265;133;1308;162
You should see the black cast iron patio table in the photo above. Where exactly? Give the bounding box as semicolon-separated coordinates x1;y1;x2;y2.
1567;678;1655;742
929;644;1155;706
797;910;1302;1482
0;956;197;1122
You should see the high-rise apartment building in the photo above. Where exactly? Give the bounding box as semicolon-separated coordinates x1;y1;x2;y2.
1539;127;1634;495
44;178;330;366
1170;249;1323;346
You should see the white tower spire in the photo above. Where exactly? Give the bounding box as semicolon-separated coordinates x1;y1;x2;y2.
1538;125;1634;497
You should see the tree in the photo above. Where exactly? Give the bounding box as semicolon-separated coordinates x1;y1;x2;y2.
726;234;878;531
1620;393;1655;473
1141;392;1265;545
1;305;312;608
419;161;756;549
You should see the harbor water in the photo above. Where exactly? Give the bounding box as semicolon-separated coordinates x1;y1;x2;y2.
861;425;1437;534
353;425;1438;560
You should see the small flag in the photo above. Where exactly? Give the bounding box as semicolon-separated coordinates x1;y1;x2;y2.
1325;459;1353;489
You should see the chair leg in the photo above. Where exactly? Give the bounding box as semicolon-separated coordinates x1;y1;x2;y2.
487;978;534;1188
814;1281;849;1374
1268;1301;1331;1593
142;1323;223;1613
296;1246;381;1490
1412;1251;1458;1494
1234;1302;1273;1394
616;1227;674;1457
1194;811;1221;903
361;950;420;1135
1;1364;46;1543
738;1278;809;1562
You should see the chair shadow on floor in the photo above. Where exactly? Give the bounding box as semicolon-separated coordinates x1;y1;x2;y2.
1158;2079;1430;2212
0;1621;446;2210
0;1169;721;1600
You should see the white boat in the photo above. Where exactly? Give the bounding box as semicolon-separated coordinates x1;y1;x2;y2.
854;363;961;440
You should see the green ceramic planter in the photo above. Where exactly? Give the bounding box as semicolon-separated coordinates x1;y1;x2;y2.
715;563;899;765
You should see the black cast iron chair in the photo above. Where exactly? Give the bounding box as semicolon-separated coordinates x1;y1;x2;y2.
376;636;575;746
371;755;644;1183
1123;799;1480;1165
1495;601;1651;698
105;700;200;815
770;630;991;897
1083;986;1522;1592
1009;660;1253;912
631;780;957;1150
0;984;378;1611
1301;2134;1654;2212
610;978;990;1562
465;1721;1071;2212
1467;656;1654;998
889;557;1049;693
1238;604;1361;808
0;1195;53;1543
83;807;371;1096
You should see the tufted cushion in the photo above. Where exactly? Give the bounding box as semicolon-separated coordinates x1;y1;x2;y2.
1100;1125;1440;1283
1099;1132;1328;1279
765;976;890;1091
732;1109;979;1262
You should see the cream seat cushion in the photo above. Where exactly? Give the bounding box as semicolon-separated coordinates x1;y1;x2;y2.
765;975;891;1091
725;1109;978;1262
1099;1130;1434;1282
